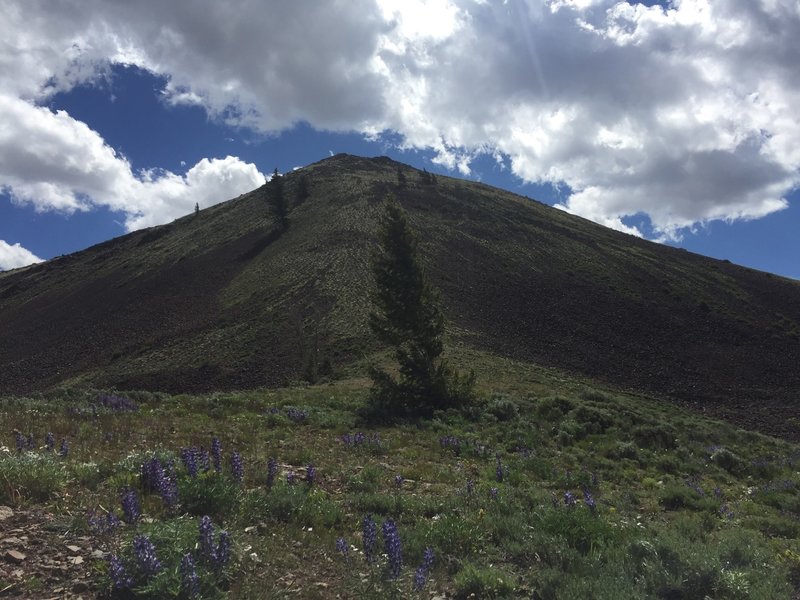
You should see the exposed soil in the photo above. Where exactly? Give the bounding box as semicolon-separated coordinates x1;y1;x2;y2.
0;506;99;599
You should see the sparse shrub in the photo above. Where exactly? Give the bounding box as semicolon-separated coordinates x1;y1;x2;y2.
659;482;715;511
486;394;519;421
0;451;69;504
709;446;745;475
535;396;575;421
633;423;677;450
572;404;616;434
454;563;514;599
608;441;638;460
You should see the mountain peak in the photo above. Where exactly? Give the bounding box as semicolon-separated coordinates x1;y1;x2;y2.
0;156;798;440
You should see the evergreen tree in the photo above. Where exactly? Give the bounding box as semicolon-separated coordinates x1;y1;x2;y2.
270;168;289;229
368;197;473;418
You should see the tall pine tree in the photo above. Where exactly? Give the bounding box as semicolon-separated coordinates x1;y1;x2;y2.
368;197;473;418
269;168;289;230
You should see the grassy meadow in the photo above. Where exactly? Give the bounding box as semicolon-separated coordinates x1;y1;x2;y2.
2;354;799;599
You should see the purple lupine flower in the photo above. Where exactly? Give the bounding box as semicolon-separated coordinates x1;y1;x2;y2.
465;479;475;496
198;447;211;472
306;463;316;486
714;487;723;500
495;457;505;483
394;474;403;489
489;487;499;500
413;547;435;591
211;437;222;473
158;472;179;511
214;531;231;570
590;472;599;488
121;489;141;524
58;437;69;458
336;537;349;559
25;433;35;451
107;554;133;590
286;407;308;422
181;447;199;478
230;451;244;485
88;509;121;536
45;432;55;452
583;489;597;513
719;504;735;520
133;535;161;577
14;431;25;453
266;457;278;488
382;519;402;579
199;516;215;562
286;471;296;485
564;491;577;508
180;553;200;599
141;457;161;492
362;514;377;564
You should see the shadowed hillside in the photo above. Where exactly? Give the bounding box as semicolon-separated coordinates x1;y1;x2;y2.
1;154;798;438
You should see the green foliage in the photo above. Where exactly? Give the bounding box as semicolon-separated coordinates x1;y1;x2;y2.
179;473;241;520
367;198;474;419
454;563;515;599
0;452;68;505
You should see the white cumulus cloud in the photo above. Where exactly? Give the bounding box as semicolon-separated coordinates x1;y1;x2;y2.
0;241;43;271
1;0;799;241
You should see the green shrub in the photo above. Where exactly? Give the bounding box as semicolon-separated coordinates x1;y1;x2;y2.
709;447;745;475
486;395;519;421
0;452;69;504
632;423;677;450
179;474;241;519
536;396;575;421
454;563;515;599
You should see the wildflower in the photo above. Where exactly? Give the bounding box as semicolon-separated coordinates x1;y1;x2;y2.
133;535;161;577
286;471;296;485
583;489;597;513
382;519;402;579
25;433;35;451
211;437;222;473
230;451;244;485
266;457;278;488
489;487;498;499
495;456;505;483
107;554;133;589
88;509;121;536
58;438;69;458
286;407;308;422
465;479;474;496
14;431;25;453
564;491;577;507
199;516;215;562
336;537;349;559
413;547;435;591
362;514;377;564
180;553;200;599
590;472;599;488
394;474;403;489
121;489;141;524
45;432;55;452
215;531;231;571
181;447;199;478
306;463;316;486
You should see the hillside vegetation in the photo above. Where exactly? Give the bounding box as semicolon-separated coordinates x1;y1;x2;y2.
0;154;798;441
1;358;799;598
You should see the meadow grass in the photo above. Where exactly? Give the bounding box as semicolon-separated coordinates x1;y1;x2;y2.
1;364;799;598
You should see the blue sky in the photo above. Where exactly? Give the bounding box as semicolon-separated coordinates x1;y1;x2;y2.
1;1;798;279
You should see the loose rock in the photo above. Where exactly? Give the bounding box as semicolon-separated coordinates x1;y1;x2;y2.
4;549;26;564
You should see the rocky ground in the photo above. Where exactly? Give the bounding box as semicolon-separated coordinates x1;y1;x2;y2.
0;505;99;599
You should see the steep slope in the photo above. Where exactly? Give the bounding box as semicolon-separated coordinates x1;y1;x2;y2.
1;154;798;437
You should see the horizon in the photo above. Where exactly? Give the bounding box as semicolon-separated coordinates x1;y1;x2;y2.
1;1;799;280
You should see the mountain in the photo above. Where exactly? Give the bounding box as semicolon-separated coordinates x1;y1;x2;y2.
1;154;799;439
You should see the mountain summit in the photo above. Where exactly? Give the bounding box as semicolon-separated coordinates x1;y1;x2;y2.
1;154;798;438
